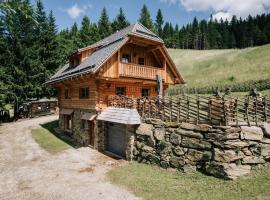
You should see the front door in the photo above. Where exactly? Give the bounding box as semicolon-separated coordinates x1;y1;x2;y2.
88;121;95;147
107;123;126;158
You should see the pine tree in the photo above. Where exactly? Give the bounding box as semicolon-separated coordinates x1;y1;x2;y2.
139;4;153;30
98;8;112;39
111;8;130;32
155;9;164;37
80;16;92;46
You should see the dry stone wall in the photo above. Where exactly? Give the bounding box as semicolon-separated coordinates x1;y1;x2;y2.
133;119;270;180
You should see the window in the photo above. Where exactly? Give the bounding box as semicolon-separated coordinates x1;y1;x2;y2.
79;87;89;99
64;89;70;99
65;115;72;131
138;57;145;65
81;120;88;130
121;54;130;63
116;87;126;96
141;88;150;97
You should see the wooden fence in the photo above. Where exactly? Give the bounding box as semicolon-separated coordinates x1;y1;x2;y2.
108;95;270;126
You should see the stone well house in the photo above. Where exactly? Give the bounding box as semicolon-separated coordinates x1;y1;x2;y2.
46;23;184;158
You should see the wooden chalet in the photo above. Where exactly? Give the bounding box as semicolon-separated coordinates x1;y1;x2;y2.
47;22;184;158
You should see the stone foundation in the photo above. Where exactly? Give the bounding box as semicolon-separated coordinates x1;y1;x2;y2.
133;119;270;180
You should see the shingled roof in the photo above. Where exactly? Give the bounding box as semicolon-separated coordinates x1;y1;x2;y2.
46;23;163;84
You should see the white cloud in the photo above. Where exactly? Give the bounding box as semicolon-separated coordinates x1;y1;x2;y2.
212;11;232;21
161;0;270;19
66;3;93;19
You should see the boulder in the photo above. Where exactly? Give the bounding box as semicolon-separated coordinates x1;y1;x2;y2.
242;156;265;164
176;129;203;139
169;156;185;168
144;118;165;126
170;133;182;145
183;164;197;173
261;138;270;144
157;140;172;155
165;122;180;128
136;123;153;136
205;132;239;141
154;128;165;141
185;149;204;162
205;162;251;180
142;145;154;153
195;124;212;132
242;147;252;156
241;126;264;141
180;123;197;130
160;161;170;169
225;127;242;133
262;122;270;138
261;144;270;157
173;146;185;156
214;148;244;163
181;137;211;150
214;140;249;149
147;154;160;165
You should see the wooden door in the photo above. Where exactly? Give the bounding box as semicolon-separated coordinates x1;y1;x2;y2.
107;123;126;158
88;121;95;147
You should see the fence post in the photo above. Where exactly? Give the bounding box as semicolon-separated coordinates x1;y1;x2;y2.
177;96;181;123
264;97;267;122
235;98;238;127
222;97;227;126
186;96;190;122
196;95;200;124
255;96;258;125
170;96;173;122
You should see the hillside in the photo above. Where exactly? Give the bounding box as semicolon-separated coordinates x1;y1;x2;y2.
169;44;270;88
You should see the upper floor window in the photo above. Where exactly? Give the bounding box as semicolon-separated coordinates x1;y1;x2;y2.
122;54;130;63
79;87;89;99
138;57;145;65
70;58;79;68
64;89;70;99
116;87;126;96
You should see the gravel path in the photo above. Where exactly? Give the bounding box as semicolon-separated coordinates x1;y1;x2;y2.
0;115;139;200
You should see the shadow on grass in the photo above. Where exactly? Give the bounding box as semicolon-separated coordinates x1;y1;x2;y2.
40;120;78;148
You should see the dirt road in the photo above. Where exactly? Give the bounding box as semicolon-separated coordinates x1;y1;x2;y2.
0;115;139;200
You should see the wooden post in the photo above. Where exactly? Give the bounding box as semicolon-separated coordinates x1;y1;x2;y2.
235;98;238;127
177;96;181;123
255;96;258;125
196;96;200;124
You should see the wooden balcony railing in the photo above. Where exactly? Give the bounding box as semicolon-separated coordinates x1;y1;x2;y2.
119;62;163;80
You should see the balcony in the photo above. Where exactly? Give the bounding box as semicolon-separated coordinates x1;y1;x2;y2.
119;62;163;80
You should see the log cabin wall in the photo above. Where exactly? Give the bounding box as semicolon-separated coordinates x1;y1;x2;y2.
57;77;97;110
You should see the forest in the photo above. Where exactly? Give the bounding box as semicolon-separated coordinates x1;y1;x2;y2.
0;0;270;114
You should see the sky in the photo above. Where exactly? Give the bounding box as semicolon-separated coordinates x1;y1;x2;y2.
33;0;270;31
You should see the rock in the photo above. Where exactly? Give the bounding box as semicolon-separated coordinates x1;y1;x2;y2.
169;156;185;168
144;118;165;126
213;125;231;130
165;122;179;128
170;133;181;145
185;149;204;162
214;140;249;149
250;144;262;156
136;123;153;136
154;128;165;141
261;144;270;157
157;140;172;155
205;162;251;180
225;127;242;133
142;145;154;153
262;122;270;138
214;148;244;163
242;147;252;156
173;146;185;156
160;161;170;169
205;132;239;141
176;129;203;139
133;147;139;156
241;126;264;141
180;122;197;130
148;154;160;165
242;156;265;164
183;164;196;173
209;128;224;134
181;137;211;150
261;138;270;144
146;136;156;148
195;124;212;132
136;141;144;149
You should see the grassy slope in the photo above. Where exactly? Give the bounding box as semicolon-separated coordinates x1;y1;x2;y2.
31;120;72;154
168;44;270;88
108;163;270;200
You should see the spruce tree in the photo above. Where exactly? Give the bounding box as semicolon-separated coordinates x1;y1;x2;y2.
139;4;153;30
98;8;112;39
80;16;92;46
155;9;164;37
111;8;130;32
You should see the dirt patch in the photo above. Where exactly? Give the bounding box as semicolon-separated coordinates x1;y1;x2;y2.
0;115;139;200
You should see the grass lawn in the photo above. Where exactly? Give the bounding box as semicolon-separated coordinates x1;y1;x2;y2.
108;162;270;200
31;120;72;154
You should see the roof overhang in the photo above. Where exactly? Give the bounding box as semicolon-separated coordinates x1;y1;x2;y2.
60;108;74;115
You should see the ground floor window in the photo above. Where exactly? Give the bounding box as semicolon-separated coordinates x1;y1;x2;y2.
116;87;126;96
64;115;72;131
141;88;150;97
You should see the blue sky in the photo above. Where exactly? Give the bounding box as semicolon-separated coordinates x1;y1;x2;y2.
33;0;270;31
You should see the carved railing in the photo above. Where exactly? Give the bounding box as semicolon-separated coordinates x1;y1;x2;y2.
119;62;163;80
108;95;270;126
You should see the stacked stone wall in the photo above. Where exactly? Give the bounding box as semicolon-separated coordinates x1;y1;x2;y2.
133;119;270;179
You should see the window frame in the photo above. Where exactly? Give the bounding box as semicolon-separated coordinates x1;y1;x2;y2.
141;88;150;97
64;89;70;99
121;54;131;63
79;87;89;99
